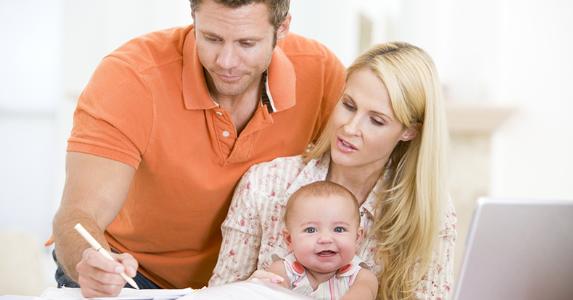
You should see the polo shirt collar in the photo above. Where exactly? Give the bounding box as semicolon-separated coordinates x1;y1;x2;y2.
264;46;296;112
181;26;296;112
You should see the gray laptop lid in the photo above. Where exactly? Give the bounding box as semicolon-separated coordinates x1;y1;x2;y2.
454;197;573;300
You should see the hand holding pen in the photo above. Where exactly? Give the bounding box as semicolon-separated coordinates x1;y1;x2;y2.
74;223;140;295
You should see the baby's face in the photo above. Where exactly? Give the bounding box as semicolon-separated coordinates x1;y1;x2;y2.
285;194;361;274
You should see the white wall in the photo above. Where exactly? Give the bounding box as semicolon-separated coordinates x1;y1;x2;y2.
382;0;573;199
492;0;573;199
290;0;393;67
0;1;64;294
62;0;191;97
0;0;63;245
290;0;358;66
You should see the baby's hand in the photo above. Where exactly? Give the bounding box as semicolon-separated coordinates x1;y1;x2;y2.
249;270;285;284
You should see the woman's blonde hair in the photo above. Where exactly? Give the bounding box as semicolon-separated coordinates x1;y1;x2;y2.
305;42;448;299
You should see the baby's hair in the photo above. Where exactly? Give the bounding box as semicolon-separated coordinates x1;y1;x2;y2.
284;181;360;226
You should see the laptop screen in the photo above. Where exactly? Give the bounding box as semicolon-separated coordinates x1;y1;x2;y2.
454;197;573;300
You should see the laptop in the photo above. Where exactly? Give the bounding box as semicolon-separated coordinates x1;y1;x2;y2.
454;197;573;300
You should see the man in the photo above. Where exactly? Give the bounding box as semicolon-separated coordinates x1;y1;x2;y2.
51;0;345;297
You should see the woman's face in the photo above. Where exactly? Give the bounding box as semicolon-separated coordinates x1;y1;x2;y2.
329;68;414;172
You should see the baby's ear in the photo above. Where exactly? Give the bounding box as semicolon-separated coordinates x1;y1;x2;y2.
282;228;293;251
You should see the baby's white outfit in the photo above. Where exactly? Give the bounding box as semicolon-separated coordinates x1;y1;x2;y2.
281;253;365;300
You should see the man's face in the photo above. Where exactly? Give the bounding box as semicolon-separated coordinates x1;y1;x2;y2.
193;0;278;100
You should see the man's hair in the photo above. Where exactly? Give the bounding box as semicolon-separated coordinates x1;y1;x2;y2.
284;181;360;227
189;0;290;30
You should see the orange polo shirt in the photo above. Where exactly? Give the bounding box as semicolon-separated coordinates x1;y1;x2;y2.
67;25;345;288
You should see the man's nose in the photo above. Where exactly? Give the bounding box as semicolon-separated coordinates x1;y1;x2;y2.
216;44;239;69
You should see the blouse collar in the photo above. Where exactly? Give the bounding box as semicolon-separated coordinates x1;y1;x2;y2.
286;153;382;218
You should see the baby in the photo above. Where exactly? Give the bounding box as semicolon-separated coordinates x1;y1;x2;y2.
266;181;378;300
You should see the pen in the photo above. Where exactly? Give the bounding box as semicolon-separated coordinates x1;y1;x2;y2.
74;223;140;290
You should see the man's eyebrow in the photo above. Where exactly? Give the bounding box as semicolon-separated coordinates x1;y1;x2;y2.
199;29;264;41
198;30;221;38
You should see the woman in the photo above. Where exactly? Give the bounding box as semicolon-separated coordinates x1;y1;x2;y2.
209;42;456;299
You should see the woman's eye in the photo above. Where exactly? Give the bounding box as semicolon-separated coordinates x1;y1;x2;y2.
370;117;385;126
304;227;316;233
342;101;355;111
334;226;346;233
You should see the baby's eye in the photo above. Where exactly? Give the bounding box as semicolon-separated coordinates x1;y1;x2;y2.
304;227;316;233
334;226;347;233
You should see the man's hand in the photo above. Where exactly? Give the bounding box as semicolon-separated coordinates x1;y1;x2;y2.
76;248;138;297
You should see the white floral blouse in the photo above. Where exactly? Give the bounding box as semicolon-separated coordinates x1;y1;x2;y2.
209;155;457;299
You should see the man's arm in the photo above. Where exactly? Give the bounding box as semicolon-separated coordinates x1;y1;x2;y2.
341;268;379;300
52;152;136;296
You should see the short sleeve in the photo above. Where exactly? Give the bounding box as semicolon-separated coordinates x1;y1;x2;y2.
67;55;154;168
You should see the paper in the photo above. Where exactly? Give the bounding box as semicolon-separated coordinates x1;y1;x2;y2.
40;287;193;300
179;280;310;300
40;281;310;300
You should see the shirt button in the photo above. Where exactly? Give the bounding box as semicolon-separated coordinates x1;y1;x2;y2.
222;130;230;138
215;111;223;116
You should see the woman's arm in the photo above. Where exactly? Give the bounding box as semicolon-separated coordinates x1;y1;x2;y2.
342;268;379;300
209;170;264;286
209;228;262;286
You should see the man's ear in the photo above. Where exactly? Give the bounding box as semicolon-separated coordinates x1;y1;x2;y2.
276;14;291;40
400;123;420;142
283;228;293;251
